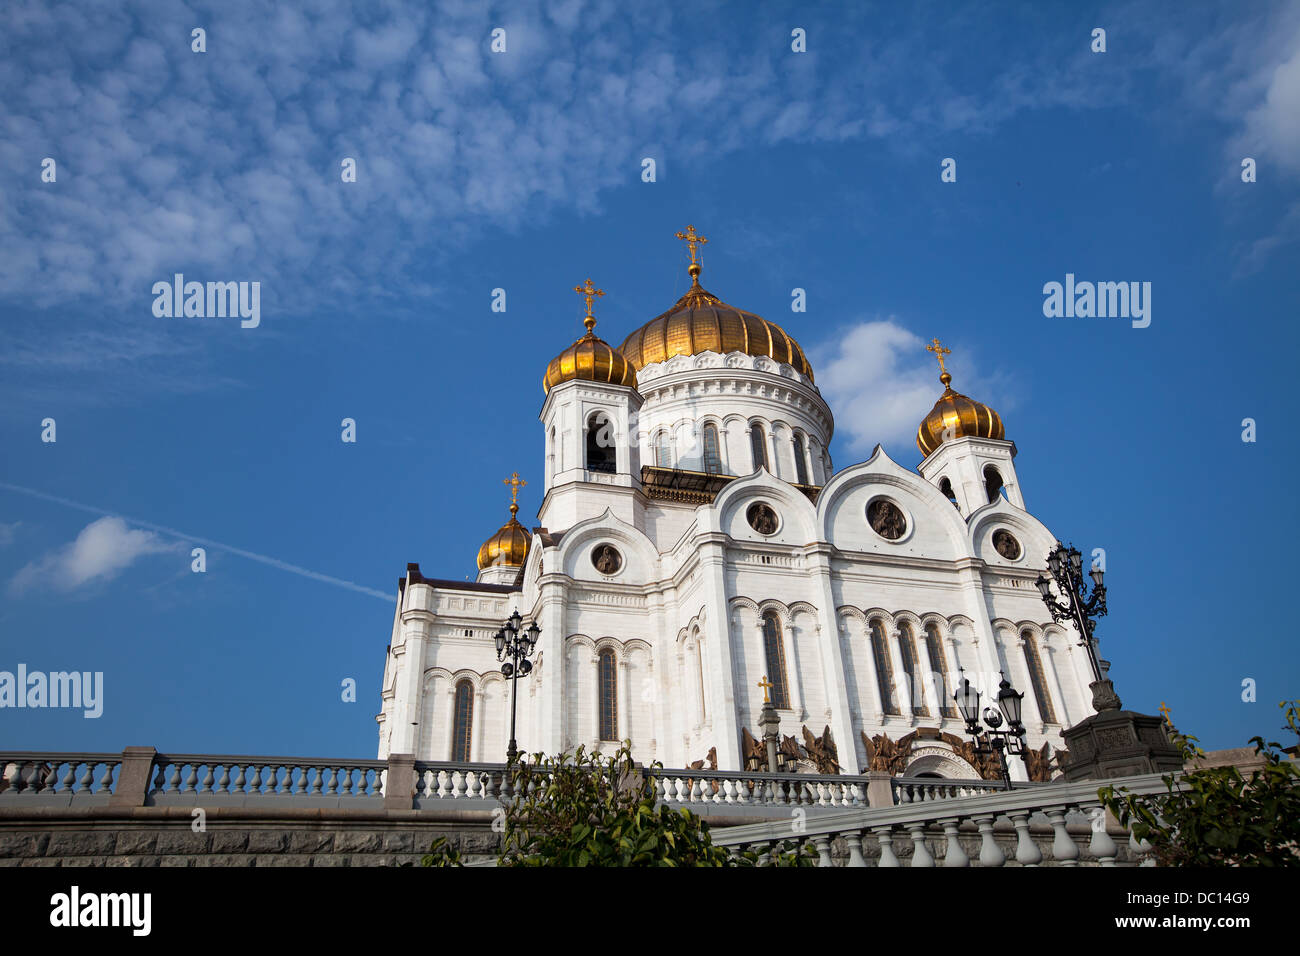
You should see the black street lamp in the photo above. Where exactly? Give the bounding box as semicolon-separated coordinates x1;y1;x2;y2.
954;669;1028;788
494;609;540;765
1035;541;1121;712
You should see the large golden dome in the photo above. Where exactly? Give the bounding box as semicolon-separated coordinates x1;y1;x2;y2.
542;279;638;394
618;264;814;381
476;505;530;571
916;368;1005;457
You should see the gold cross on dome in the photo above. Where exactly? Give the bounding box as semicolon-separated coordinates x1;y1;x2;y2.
926;337;952;375
503;472;526;514
674;223;708;265
573;278;604;332
757;675;773;704
1158;701;1172;723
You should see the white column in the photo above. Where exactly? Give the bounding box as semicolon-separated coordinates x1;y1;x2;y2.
442;685;457;760
617;658;630;743
782;622;805;719
1041;643;1071;728
699;541;741;769
718;427;733;474
539;580;567;755
768;431;783;479
807;547;859;774
957;562;1005;694
591;653;602;748
391;606;433;755
472;688;486;761
1011;634;1045;730
886;628;912;720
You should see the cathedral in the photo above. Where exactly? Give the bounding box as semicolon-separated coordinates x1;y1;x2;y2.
376;226;1092;781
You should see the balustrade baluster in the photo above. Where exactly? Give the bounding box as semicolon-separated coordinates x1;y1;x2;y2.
233;764;247;793
940;818;969;867
184;764;199;794
1044;806;1078;866
77;762;94;794
216;765;230;795
324;766;338;795
973;815;1005;867
1128;828;1154;866
812;835;833;867
100;762;116;794
200;765;215;794
1010;811;1041;866
844;831;868;867
1088;806;1118;866
60;762;76;793
152;763;167;794
905;823;934;867
874;826;900;867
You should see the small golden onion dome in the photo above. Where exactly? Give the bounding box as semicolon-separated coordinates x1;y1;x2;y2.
618;262;814;381
542;280;639;394
916;370;1005;457
475;502;530;571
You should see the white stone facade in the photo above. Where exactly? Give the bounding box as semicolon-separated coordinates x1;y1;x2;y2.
377;349;1090;780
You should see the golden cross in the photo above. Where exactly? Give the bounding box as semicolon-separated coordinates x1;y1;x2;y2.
926;337;952;375
573;278;604;332
757;675;773;704
1158;701;1172;723
675;223;708;266
503;472;526;514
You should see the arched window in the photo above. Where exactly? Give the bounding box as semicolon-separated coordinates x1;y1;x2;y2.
924;623;958;718
984;465;1005;503
761;611;791;709
654;431;672;468
749;423;768;473
1021;631;1058;724
938;476;958;507
451;679;473;762
869;620;899;715
703;423;722;475
897;623;928;716
586;413;616;474
598;648;618;741
793;434;809;485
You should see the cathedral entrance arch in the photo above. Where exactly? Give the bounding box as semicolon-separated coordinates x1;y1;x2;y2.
903;747;981;779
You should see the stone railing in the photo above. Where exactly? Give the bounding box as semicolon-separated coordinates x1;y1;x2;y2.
710;772;1173;866
0;753;123;803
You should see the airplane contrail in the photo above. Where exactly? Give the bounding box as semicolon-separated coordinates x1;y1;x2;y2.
0;482;396;602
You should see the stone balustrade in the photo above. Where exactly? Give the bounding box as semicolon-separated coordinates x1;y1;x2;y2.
710;772;1170;866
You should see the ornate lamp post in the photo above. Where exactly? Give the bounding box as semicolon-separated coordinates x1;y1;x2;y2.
1035;541;1121;712
953;669;1028;787
494;609;540;765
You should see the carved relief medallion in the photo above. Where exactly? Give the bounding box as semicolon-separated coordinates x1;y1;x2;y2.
992;529;1021;560
866;498;907;540
591;544;622;575
746;502;779;535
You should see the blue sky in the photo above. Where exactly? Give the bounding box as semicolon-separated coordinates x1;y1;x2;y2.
1;0;1297;758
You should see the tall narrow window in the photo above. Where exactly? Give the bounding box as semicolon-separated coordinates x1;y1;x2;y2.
1021;631;1058;724
761;611;791;709
750;424;768;473
925;623;958;718
939;476;958;508
599;649;618;741
452;680;473;762
897;623;928;716
654;431;672;468
869;620;899;715
586;413;616;473
984;465;1004;503
793;434;809;485
703;423;722;475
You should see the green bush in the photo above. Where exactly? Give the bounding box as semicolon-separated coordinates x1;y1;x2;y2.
423;742;815;867
1100;700;1300;867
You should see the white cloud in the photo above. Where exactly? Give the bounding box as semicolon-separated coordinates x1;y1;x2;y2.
811;320;1003;460
8;516;175;594
0;522;19;548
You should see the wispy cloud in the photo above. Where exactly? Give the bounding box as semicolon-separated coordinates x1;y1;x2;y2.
811;319;1004;458
0;482;395;601
8;516;174;593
